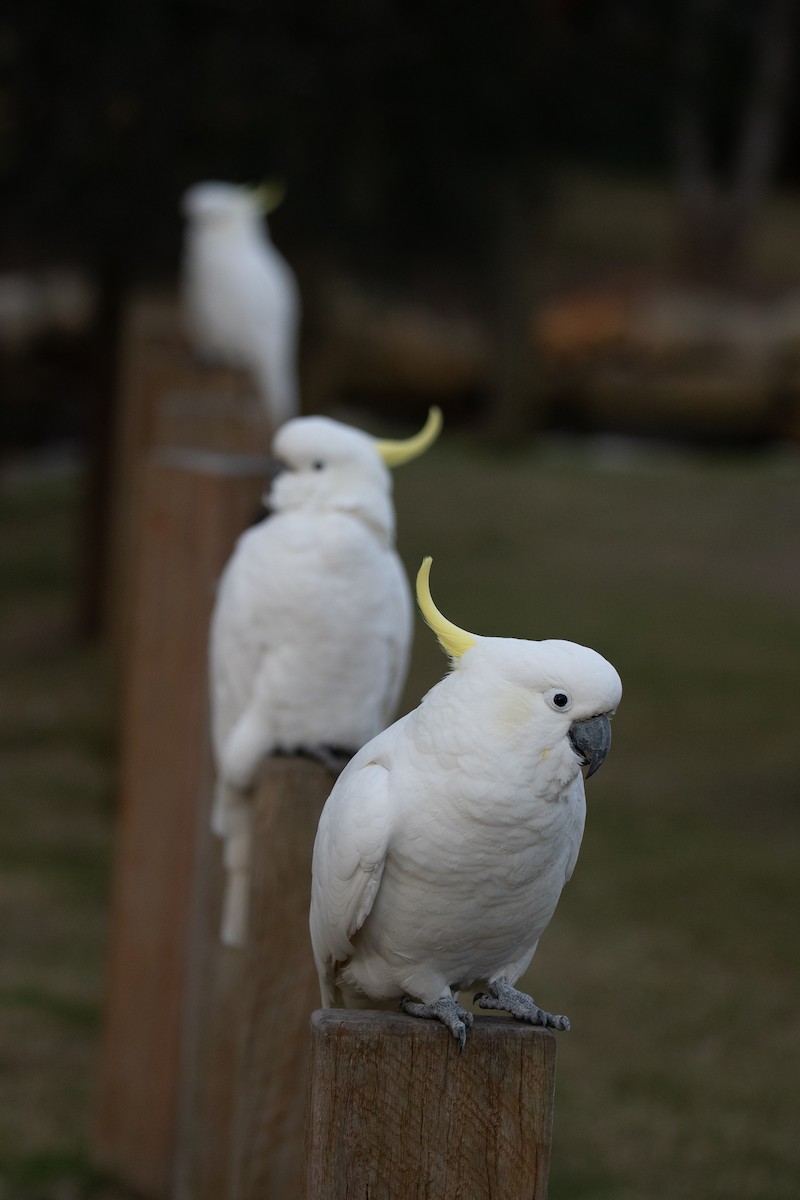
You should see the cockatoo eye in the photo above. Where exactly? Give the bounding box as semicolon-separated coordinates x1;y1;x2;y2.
312;460;326;471
545;689;573;713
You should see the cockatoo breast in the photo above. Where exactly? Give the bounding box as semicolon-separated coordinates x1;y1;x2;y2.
337;677;586;1001
333;633;623;1002
212;509;411;753
183;222;298;360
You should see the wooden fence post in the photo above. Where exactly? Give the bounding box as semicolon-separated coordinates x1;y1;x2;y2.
231;757;335;1200
93;448;270;1198
174;756;334;1200
105;291;269;673
304;1010;557;1200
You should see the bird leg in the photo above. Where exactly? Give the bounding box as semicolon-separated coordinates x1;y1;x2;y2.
400;995;475;1051
294;744;355;774
474;977;570;1031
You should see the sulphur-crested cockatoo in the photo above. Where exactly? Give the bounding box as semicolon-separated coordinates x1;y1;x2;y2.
310;557;622;1047
210;408;442;946
181;180;300;428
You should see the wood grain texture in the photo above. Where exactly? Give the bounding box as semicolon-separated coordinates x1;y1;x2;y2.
93;452;268;1197
304;1010;557;1200
175;757;334;1200
229;757;335;1200
105;292;268;683
172;805;244;1200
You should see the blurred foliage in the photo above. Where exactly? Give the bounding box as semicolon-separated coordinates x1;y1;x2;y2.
2;0;798;282
3;0;549;279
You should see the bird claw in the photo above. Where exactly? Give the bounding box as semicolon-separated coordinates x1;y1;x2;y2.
401;995;474;1050
293;744;355;774
474;978;570;1032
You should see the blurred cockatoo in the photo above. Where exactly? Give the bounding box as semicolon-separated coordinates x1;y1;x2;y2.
310;557;622;1047
181;180;301;428
210;408;442;945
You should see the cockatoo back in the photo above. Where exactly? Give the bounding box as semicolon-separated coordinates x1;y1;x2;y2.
181;180;301;426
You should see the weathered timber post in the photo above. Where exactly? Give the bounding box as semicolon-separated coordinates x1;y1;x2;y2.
232;758;334;1198
94;448;270;1198
174;756;334;1200
304;1010;557;1200
105;291;269;669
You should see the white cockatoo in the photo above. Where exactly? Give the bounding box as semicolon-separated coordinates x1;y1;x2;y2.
310;557;622;1047
210;408;442;946
181;180;301;428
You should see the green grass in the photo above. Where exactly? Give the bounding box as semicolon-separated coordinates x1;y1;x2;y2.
0;466;120;1200
2;435;800;1198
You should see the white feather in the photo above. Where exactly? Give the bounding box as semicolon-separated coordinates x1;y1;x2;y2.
310;634;622;1008
181;181;301;428
209;416;414;945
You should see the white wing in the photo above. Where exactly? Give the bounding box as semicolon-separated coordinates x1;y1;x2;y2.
208;521;279;766
245;246;301;425
183;226;301;426
377;552;413;727
310;736;402;1004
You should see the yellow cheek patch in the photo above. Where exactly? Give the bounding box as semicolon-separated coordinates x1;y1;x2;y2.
493;687;537;730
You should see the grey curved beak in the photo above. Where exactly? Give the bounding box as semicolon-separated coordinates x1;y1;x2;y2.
569;713;612;778
259;458;288;516
264;456;287;491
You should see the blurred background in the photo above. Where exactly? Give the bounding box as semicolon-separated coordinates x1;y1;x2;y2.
2;1;800;1198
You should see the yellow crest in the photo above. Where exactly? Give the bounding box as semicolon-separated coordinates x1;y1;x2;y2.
416;557;477;660
375;407;442;468
249;179;287;215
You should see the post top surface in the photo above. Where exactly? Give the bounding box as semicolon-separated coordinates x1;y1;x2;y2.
310;1007;557;1046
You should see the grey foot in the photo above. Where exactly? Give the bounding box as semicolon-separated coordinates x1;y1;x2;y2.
400;995;475;1050
474;977;570;1032
289;744;355;774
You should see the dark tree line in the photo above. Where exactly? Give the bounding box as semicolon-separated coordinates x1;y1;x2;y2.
5;2;799;281
2;0;799;437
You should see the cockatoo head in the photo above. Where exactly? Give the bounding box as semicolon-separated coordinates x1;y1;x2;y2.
181;181;282;235
268;408;442;541
417;557;622;778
